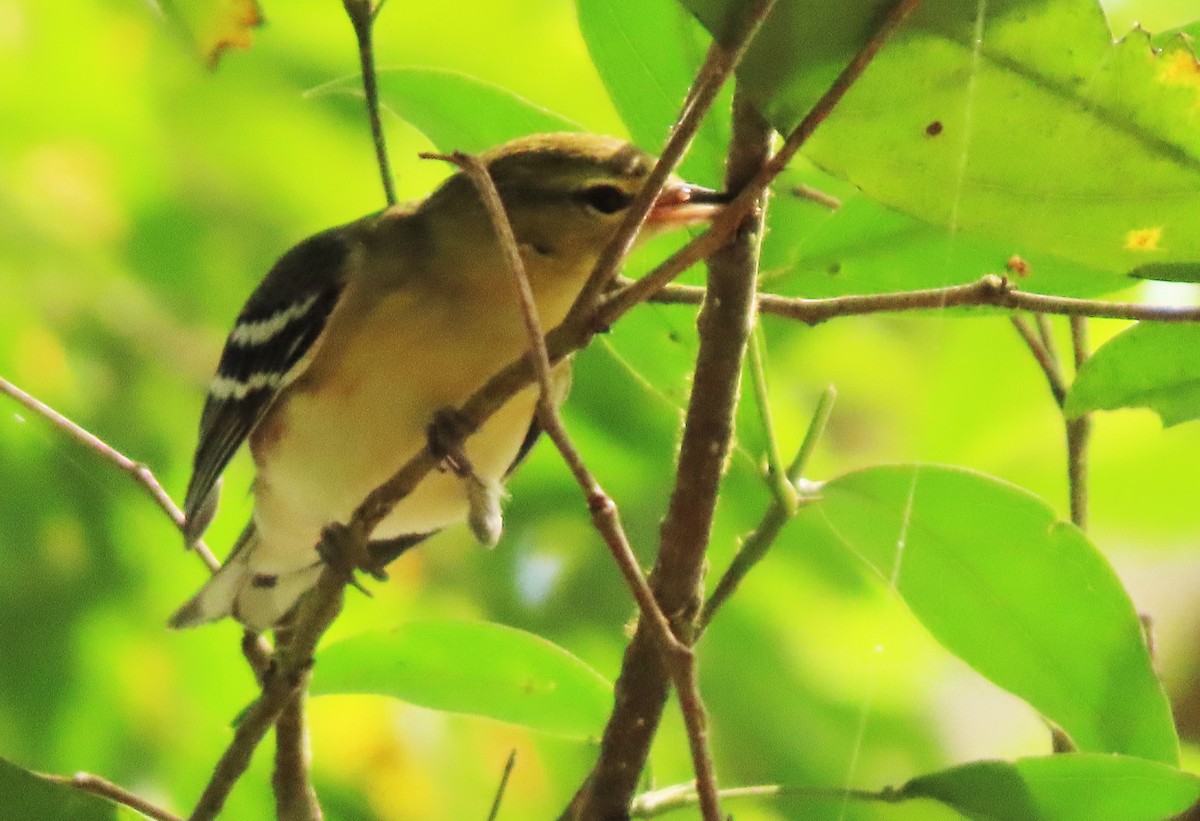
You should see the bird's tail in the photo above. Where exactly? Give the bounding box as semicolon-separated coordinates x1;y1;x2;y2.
169;522;257;629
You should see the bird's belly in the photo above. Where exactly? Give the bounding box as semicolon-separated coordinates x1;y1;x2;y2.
246;292;539;574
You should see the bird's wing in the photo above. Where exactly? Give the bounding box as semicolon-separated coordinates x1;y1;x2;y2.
182;228;353;542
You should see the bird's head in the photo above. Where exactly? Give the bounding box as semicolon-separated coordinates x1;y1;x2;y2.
422;133;728;274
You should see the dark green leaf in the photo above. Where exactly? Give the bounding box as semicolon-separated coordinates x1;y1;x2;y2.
900;754;1200;821
310;620;611;740
1065;323;1200;426
789;465;1177;762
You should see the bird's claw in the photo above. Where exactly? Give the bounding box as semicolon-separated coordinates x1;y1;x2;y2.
318;522;386;595
428;408;474;477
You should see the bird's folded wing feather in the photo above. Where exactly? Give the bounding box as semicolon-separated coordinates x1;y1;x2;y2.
182;228;353;542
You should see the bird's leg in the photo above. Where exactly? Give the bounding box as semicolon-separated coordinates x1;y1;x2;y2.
428;408;505;547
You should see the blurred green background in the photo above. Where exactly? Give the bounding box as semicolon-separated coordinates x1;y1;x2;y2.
3;1;1200;819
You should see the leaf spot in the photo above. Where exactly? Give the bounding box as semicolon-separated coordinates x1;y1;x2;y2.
1124;227;1163;252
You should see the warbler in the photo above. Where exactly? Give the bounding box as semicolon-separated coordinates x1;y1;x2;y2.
170;132;727;632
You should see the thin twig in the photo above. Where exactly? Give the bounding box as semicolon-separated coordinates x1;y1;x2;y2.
0;374;221;573
1066;316;1091;530
790;183;842;211
425;151;688;663
485;750;518;821
748;325;797;514
1035;314;1060;369
643;274;1200;325
43;772;183;821
699;386;836;632
629;781;897;818
566;0;779;322
343;0;396;206
1011;315;1068;406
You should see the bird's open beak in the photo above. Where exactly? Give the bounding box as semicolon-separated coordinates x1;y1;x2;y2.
646;184;731;228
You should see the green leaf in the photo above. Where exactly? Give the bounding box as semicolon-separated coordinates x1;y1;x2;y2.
584;0;1125;297
310;67;581;153
681;0;1200;278
763;184;1128;299
1064;323;1200;426
900;754;1200;821
0;757;145;820
789;465;1177;763
310;620;612;740
576;0;728;184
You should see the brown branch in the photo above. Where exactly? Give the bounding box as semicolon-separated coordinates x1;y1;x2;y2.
188;574;345;821
427;151;688;660
643;273;1200;325
271;629;322;821
567;0;779;321
699;386;836;632
1066;317;1091;530
573;89;773;821
1011;315;1068;406
441;149;726;815
43;772;183;821
343;0;396;206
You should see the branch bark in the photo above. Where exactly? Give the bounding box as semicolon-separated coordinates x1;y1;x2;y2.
643;273;1200;325
571;88;772;821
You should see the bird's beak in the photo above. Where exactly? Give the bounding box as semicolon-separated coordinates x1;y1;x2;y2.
646;184;731;229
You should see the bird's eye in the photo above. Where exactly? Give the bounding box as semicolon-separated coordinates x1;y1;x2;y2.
579;184;632;215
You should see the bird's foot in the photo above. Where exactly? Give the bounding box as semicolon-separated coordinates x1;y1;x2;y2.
427;408;506;547
428;408;475;477
318;521;388;592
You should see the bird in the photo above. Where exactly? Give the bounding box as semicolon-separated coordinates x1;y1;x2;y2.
170;132;728;632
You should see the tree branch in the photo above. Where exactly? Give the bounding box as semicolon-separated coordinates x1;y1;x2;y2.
0;374;221;573
439;149;725;815
643;273;1200;325
271;628;322;821
573;88;773;821
188;573;345;821
1011;314;1068;406
43;772;183;821
426;150;689;664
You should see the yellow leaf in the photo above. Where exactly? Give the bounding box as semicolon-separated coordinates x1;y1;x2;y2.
160;0;264;68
